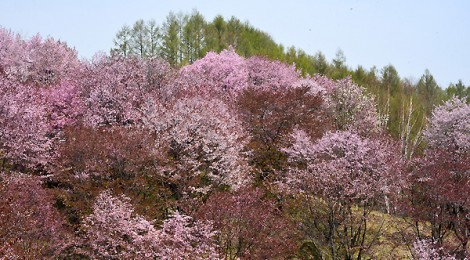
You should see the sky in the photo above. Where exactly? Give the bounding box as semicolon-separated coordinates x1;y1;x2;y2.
1;0;469;87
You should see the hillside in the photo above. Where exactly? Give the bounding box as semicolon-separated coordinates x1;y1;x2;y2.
0;18;469;259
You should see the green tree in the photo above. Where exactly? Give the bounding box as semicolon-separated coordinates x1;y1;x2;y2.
146;19;160;58
381;65;400;94
380;65;402;134
130;19;149;58
446;80;469;103
161;12;184;66
352;65;367;86
205;15;227;53
312;51;329;75
330;49;348;79
112;20;160;58
225;16;243;49
416;69;444;114
181;10;206;64
112;25;132;57
294;49;314;76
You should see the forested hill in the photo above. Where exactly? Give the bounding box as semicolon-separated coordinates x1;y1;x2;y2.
1;13;469;258
112;10;470;139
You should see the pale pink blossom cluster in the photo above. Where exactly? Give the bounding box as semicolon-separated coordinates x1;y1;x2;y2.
0;28;81;85
176;48;322;99
423;97;470;152
83;191;218;259
325;77;382;136
142;96;250;190
177;48;249;95
412;239;458;260
0;77;51;167
0;29;84;168
81;55;171;127
283;129;400;203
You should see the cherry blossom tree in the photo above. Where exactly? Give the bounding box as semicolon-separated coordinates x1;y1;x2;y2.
174;48;303;99
0;27;81;86
81;190;218;259
423;97;470;152
0;77;87;171
81;190;161;259
0;28;24;78
195;187;298;259
0;172;72;258
325;77;382;136
284;130;401;202
412;239;458;260
80;54;171;127
245;55;299;90
44;80;85;133
0;77;51;170
175;48;248;97
0;28;84;171
157;211;219;259
237;84;327;181
401;97;469;257
142;95;250;193
23;35;82;86
282;129;402;259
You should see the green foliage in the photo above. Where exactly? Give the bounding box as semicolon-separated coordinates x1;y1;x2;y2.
446;79;470;103
416;69;446;114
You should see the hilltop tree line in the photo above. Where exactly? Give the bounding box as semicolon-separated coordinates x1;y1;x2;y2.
112;10;470;144
0;13;469;260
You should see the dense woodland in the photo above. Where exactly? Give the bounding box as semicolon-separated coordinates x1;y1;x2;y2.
0;10;469;259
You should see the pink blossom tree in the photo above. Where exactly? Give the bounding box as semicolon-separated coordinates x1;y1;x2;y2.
325;77;383;136
142;95;250;193
283;129;402;259
423;97;470;152
0;77;51;170
0;28;84;171
284;130;401;202
245;55;299;90
0;172;73;258
81;190;218;259
402;97;469;257
80;54;171;127
174;48;303;99
195;187;298;259
412;239;458;260
0;27;81;86
81;190;161;259
43;80;85;133
23;35;82;86
157;211;219;259
175;48;248;97
0;28;25;78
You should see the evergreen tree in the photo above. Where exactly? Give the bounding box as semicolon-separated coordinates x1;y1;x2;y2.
312;51;329;75
416;69;444;113
112;25;132;57
446;79;469;103
161;12;184;66
182;10;206;64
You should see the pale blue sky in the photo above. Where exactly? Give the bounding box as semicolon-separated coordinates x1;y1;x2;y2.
1;0;469;87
